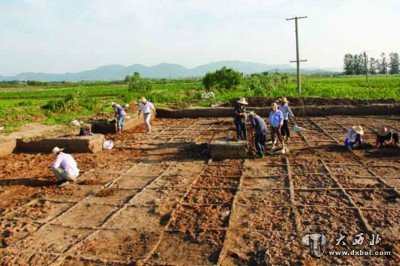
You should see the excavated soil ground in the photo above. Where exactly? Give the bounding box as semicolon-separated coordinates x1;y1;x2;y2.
0;115;399;265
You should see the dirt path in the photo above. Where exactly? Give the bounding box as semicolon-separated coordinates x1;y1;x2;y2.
0;116;399;265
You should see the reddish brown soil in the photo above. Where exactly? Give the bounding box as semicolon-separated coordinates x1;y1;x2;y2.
0;116;399;265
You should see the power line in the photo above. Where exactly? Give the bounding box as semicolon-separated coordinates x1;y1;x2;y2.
286;16;307;95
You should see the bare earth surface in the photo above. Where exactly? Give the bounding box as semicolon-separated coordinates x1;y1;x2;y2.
0;116;399;265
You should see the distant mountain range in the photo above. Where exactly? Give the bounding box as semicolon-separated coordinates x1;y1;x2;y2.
0;60;339;82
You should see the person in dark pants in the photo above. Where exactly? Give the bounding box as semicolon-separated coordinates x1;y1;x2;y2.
269;102;285;150
278;97;297;143
376;126;399;148
234;98;248;140
248;111;267;158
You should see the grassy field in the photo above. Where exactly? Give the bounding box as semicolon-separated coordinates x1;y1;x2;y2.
0;75;399;133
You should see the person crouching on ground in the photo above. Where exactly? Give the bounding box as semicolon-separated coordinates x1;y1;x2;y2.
234;97;248;140
279;97;297;143
248;111;267;158
376;126;399;148
344;126;364;149
269;102;285;149
138;97;156;133
51;147;80;187
111;102;126;134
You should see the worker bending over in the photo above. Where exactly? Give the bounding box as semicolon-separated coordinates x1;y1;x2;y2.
248;111;267;158
111;102;127;134
376;126;399;148
51;147;80;187
344;126;364;149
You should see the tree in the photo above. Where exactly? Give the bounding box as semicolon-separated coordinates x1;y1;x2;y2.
379;53;388;75
125;72;141;82
202;72;214;91
353;54;365;75
202;67;242;90
343;54;354;75
389;52;399;74
128;74;153;97
369;57;378;74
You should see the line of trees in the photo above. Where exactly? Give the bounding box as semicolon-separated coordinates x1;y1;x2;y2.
343;52;399;75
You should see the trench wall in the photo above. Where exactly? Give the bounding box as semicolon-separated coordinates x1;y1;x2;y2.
91;117;142;134
157;104;400;118
0;138;17;157
15;134;105;154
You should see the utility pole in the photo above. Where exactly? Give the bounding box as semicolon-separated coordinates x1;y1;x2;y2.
363;51;369;84
286;16;307;95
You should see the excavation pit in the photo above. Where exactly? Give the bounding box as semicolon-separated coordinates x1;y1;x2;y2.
15;134;105;153
91;117;142;134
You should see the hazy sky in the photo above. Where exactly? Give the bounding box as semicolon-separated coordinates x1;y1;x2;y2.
0;0;399;75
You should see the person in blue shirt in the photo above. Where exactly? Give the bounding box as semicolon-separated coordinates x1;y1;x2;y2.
269;102;285;149
344;126;364;149
279;97;297;143
234;98;248;140
248;111;267;157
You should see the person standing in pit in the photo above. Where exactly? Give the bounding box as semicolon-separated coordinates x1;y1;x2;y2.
376;126;399;148
234;98;248;140
111;102;126;134
269;102;285;150
279;97;297;143
248;111;267;158
138;97;156;133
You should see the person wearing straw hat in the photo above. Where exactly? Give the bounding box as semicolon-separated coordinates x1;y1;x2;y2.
138;97;156;133
344;126;364;149
51;147;80;187
376;126;399;148
269;102;285;150
234;97;248;140
248;111;267;157
111;102;127;134
278;97;297;143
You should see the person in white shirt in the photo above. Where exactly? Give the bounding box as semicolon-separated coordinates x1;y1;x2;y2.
51;147;80;187
138;97;156;133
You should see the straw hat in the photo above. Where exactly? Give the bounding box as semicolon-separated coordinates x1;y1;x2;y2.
140;97;147;103
377;126;389;137
110;102;116;106
52;147;64;154
237;97;248;105
280;97;289;103
247;111;256;117
352;126;364;135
